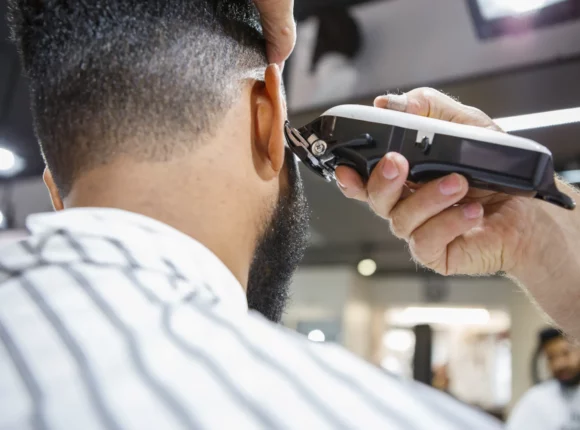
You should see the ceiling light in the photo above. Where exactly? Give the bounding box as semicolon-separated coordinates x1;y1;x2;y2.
0;147;25;178
389;307;491;326
0;149;15;171
477;0;564;19
357;259;377;277
468;0;577;39
383;329;415;352
493;107;580;132
307;329;326;342
559;170;580;184
508;0;552;14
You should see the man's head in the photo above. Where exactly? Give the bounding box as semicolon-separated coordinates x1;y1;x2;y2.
9;0;269;195
540;328;580;387
8;0;309;322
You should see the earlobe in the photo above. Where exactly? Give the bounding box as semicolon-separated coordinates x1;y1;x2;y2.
43;168;64;211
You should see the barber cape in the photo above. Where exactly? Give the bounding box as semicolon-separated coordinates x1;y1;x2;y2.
507;379;580;430
0;208;502;429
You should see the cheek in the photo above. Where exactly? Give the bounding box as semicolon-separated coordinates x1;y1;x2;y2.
252;157;290;230
256;185;279;233
279;157;292;188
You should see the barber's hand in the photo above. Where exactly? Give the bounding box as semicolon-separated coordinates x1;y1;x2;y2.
253;0;296;66
335;88;536;276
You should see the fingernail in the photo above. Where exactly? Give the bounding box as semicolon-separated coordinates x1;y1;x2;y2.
382;155;399;180
336;179;347;190
463;203;483;220
439;175;462;196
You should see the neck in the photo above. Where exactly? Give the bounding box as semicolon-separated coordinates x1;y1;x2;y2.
65;156;259;290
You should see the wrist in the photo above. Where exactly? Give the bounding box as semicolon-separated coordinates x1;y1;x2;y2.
508;180;580;286
507;179;580;339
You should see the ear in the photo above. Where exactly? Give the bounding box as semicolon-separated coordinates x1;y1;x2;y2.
43;168;64;211
251;64;286;180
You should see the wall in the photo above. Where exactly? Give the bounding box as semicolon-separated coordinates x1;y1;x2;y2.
286;269;549;411
283;267;354;329
368;276;548;410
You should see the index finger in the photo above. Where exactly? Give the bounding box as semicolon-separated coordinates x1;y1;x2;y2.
253;0;296;65
374;88;503;131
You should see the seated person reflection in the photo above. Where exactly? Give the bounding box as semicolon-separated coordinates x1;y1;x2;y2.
507;328;580;430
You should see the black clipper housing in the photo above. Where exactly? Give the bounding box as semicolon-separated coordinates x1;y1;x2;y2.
285;105;574;210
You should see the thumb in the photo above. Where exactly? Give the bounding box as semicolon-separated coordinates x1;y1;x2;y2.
374;88;463;122
374;88;502;131
254;0;297;65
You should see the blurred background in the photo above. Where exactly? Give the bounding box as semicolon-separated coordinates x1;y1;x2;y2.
2;0;580;422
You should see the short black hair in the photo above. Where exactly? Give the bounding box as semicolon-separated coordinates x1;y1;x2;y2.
8;0;267;196
539;327;564;348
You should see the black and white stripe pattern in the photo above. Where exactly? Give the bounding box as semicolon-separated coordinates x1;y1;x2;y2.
0;208;503;429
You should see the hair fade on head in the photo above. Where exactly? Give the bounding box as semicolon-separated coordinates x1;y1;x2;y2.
8;0;267;195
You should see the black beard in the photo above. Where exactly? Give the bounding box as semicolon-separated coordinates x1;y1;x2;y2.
246;150;310;323
558;371;580;388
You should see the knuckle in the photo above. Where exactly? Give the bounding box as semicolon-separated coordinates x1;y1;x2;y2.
464;106;494;126
411;249;446;275
466;105;484;116
339;181;365;200
409;232;449;275
418;87;436;104
417;87;438;98
388;221;403;239
405;88;442;116
408;87;435;102
389;210;408;239
367;194;388;220
409;230;427;252
416;88;445;117
344;188;360;199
